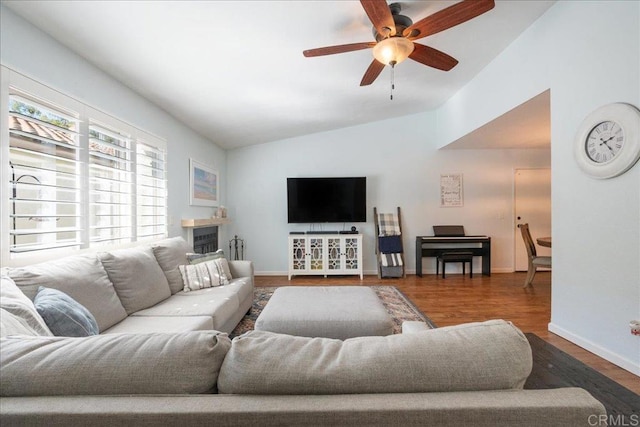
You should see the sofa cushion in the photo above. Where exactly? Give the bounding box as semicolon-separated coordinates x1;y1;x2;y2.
179;259;229;291
0;308;41;337
132;291;240;332
0;275;51;336
102;315;214;334
151;237;193;294
173;277;253;305
7;255;127;332
0;331;231;396
217;319;532;395
34;287;99;337
99;246;171;315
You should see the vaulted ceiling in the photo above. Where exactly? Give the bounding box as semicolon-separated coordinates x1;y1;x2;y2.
4;1;555;149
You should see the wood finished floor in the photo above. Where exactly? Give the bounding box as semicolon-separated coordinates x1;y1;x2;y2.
256;271;640;394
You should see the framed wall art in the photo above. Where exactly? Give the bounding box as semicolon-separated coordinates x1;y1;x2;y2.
440;173;463;207
189;159;218;207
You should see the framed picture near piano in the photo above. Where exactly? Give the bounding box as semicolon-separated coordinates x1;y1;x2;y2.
440;173;463;207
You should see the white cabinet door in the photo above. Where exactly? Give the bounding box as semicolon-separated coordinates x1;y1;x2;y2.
289;234;362;279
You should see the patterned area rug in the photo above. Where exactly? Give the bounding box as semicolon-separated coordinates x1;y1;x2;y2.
230;285;435;339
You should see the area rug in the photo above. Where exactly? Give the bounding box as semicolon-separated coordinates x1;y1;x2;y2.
525;333;640;419
230;285;435;339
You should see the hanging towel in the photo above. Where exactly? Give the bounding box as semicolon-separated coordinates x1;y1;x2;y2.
377;213;401;236
378;235;402;254
380;253;403;267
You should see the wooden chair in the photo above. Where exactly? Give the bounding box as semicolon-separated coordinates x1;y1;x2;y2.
519;223;552;287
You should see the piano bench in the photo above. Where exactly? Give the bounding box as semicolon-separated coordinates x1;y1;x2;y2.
437;252;474;278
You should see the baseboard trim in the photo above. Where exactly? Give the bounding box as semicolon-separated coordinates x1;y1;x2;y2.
548;322;640;376
257;268;512;276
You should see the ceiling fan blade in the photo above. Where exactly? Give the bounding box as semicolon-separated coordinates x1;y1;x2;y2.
403;0;495;40
360;0;396;37
303;42;376;57
409;43;458;71
360;60;385;86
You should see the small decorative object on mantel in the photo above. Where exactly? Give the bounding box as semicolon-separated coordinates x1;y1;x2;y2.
440;173;463;207
574;102;640;179
214;206;227;218
189;159;218;206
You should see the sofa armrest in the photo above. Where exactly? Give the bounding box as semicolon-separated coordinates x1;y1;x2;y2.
229;261;254;285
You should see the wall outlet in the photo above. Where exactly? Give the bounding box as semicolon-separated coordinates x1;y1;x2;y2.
630;320;640;336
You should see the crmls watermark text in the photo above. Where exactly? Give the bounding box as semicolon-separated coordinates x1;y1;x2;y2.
588;414;639;426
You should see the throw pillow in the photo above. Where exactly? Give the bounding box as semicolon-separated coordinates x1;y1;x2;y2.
179;259;229;292
213;258;232;282
0;331;231;396
99;246;171;315
151;237;193;294
0;275;52;336
34;287;99;337
0;308;42;337
7;255;127;332
186;249;225;264
188;251;233;281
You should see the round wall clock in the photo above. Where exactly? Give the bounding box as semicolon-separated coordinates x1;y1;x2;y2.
574;103;640;179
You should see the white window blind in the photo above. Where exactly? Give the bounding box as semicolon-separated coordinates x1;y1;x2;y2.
88;122;134;246
3;69;168;262
136;141;167;240
8;94;82;253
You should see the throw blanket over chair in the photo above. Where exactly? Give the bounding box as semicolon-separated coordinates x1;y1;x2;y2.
374;207;405;278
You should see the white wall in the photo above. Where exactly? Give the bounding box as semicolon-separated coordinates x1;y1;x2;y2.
437;1;640;375
227;110;550;275
0;5;228;248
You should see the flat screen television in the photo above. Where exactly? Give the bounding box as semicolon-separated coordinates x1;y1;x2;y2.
287;177;366;223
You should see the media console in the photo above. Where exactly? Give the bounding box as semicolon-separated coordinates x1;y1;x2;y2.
288;233;363;280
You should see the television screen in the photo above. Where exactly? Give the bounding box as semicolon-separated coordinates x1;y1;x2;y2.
287;177;366;223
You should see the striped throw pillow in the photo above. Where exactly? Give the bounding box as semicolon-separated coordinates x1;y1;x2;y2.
179;259;230;292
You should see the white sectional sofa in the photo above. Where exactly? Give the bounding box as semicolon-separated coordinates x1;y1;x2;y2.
3;236;254;334
0;241;606;426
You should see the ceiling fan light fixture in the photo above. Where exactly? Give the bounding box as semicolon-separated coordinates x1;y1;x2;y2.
372;37;414;66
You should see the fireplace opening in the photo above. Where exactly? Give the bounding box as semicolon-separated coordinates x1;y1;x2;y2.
193;226;218;254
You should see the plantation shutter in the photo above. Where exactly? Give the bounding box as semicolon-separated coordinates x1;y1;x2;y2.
88;122;134;246
136;140;167;239
4;69;168;263
8;94;82;254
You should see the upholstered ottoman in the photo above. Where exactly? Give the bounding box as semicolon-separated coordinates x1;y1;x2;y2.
255;286;394;339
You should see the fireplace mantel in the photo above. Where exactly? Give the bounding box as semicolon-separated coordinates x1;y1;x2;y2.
181;218;230;228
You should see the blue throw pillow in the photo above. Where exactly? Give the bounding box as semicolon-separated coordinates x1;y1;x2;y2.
34;287;99;337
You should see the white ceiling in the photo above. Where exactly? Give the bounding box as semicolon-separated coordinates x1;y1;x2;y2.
4;0;555;150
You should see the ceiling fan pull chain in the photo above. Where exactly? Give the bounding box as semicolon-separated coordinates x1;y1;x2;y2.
390;60;396;101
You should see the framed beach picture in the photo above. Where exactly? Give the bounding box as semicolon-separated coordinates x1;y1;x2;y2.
189;159;218;207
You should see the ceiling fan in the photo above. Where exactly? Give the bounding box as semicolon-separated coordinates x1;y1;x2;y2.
303;0;495;87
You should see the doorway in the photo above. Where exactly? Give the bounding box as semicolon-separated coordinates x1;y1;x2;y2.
514;168;551;271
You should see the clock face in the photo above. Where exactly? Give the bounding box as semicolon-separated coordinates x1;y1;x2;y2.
585;120;624;164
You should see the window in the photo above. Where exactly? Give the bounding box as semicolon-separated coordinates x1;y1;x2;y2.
8;95;82;254
2;68;167;263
